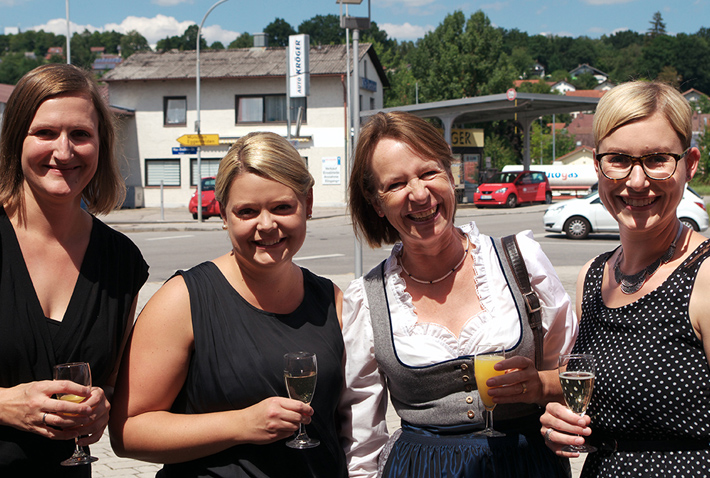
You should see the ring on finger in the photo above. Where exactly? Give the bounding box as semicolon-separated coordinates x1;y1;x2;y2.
521;382;527;394
544;428;553;442
42;412;48;426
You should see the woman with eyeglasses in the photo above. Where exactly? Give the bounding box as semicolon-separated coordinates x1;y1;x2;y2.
540;81;710;477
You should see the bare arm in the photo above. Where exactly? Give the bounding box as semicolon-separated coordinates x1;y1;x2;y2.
109;273;312;464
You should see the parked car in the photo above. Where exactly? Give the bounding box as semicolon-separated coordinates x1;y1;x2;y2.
188;177;220;220
474;170;552;208
543;187;709;239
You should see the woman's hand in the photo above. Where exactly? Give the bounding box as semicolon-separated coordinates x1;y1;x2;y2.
540;402;592;457
0;380;96;441
241;396;314;445
485;355;545;405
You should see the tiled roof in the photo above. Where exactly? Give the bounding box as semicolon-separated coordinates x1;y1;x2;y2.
102;43;387;85
565;90;606;98
0;83;14;103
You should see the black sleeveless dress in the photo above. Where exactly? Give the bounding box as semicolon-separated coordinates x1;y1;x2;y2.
157;262;347;478
574;240;710;477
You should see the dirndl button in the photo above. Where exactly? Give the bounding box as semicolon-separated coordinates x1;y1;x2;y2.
467;410;475;419
466;396;473;404
462;375;470;382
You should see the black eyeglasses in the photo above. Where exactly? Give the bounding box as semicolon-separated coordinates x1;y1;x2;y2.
596;149;689;181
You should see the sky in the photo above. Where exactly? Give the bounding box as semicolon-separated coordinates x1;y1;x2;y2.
1;0;709;47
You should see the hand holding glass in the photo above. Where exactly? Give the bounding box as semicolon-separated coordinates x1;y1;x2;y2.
53;362;99;466
558;353;596;453
474;345;506;437
283;352;319;449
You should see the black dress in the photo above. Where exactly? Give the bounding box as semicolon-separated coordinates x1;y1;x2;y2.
0;208;149;477
574;241;710;477
157;262;347;478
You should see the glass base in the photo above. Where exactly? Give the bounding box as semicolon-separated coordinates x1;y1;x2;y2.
286;436;320;449
474;427;506;437
61;452;98;466
561;443;597;454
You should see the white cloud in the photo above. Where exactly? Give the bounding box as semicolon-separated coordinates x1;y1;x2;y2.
30;18;103;36
200;24;240;46
381;22;434;41
104;15;196;45
152;0;192;6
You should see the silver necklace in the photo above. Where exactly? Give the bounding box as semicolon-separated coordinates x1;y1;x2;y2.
613;224;684;295
399;235;470;284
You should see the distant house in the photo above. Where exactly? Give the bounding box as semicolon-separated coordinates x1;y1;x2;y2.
565;90;606;117
45;46;63;60
569;64;609;84
0;83;15;141
551;80;575;94
102;42;387;208
92;54;122;73
553;145;594;166
691;111;710;147
684;88;709;113
566;113;596;149
531;61;545;78
594;80;616;91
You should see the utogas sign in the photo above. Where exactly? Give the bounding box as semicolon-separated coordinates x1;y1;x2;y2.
289;34;310;98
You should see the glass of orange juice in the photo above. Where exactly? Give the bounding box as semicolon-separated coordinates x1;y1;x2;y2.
474;345;506;437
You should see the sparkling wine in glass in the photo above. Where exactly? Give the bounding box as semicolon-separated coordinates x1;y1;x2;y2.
283;352;319;449
53;362;99;466
474;345;506;437
559;353;597;453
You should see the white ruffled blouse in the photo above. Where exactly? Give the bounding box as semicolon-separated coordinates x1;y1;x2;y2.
338;222;578;478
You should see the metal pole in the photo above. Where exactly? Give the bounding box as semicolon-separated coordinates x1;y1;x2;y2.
286;47;292;139
552;113;556;163
352;28;362;278
196;0;229;223
345;25;351;201
65;0;71;64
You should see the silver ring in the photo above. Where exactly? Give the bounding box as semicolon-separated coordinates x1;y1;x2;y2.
544;428;553;442
42;412;48;426
521;382;527;394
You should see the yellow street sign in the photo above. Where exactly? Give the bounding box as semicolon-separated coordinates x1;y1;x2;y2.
176;134;220;146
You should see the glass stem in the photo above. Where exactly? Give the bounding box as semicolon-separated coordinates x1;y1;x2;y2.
486;409;494;430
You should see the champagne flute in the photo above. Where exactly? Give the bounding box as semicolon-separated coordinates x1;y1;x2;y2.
558;353;597;453
283;352;319;449
474;345;506;437
53;362;99;466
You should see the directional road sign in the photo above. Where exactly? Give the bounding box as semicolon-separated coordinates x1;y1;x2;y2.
176;134;220;146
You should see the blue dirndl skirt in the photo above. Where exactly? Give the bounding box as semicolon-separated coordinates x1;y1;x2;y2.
382;413;570;478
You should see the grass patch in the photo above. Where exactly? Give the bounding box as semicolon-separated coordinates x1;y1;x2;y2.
689;180;710;196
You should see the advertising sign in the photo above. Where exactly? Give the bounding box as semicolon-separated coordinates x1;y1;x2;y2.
289;34;310;97
322;157;341;185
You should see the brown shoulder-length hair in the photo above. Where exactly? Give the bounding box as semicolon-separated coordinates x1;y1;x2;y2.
349;111;455;248
0;63;123;214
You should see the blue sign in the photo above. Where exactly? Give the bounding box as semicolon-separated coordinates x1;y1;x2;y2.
172;146;198;155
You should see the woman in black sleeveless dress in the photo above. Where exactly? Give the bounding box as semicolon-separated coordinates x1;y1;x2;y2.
109;132;347;478
541;81;710;477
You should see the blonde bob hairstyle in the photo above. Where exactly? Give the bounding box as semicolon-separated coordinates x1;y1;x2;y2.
594;80;693;150
349;111;455;248
215;131;314;209
0;63;123;214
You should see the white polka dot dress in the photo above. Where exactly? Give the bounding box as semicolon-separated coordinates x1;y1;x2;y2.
575;241;710;478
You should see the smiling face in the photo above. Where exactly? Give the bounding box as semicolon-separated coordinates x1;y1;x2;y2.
595;112;699;236
222;172;312;270
21;92;99;207
370;137;456;248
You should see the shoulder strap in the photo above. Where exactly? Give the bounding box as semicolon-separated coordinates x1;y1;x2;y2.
494;235;544;370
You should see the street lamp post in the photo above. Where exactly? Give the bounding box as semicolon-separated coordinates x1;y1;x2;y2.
195;0;229;222
338;0;370;279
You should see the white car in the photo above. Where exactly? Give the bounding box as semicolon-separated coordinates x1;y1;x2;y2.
543;187;709;239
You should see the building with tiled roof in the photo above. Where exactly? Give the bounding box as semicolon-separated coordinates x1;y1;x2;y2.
103;42;387;208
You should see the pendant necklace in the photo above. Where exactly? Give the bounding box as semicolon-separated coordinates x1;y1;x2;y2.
399;234;470;285
613;223;684;295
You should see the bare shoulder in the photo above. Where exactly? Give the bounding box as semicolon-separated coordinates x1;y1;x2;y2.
133;274;193;345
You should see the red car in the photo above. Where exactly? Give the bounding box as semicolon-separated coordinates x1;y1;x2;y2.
189;177;220;219
473;170;552;208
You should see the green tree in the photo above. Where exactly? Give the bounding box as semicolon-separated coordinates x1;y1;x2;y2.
264;18;296;47
696;124;710;182
648;11;667;38
529;122;577;164
156;25;207;52
657;65;681;87
0;52;44;84
209;41;225;50
120;30;151;58
298;14;343;45
229;33;253;48
482;133;519;171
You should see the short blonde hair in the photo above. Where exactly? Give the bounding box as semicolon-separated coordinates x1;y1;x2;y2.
215;132;314;208
594;81;692;149
0;63;123;214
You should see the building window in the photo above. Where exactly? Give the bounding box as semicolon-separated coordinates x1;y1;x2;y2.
190;158;221;186
236;95;306;123
164;97;187;126
146;159;180;186
370;97;376;110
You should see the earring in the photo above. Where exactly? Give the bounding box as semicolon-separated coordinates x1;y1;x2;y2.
222;223;227;230
307;214;312;219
